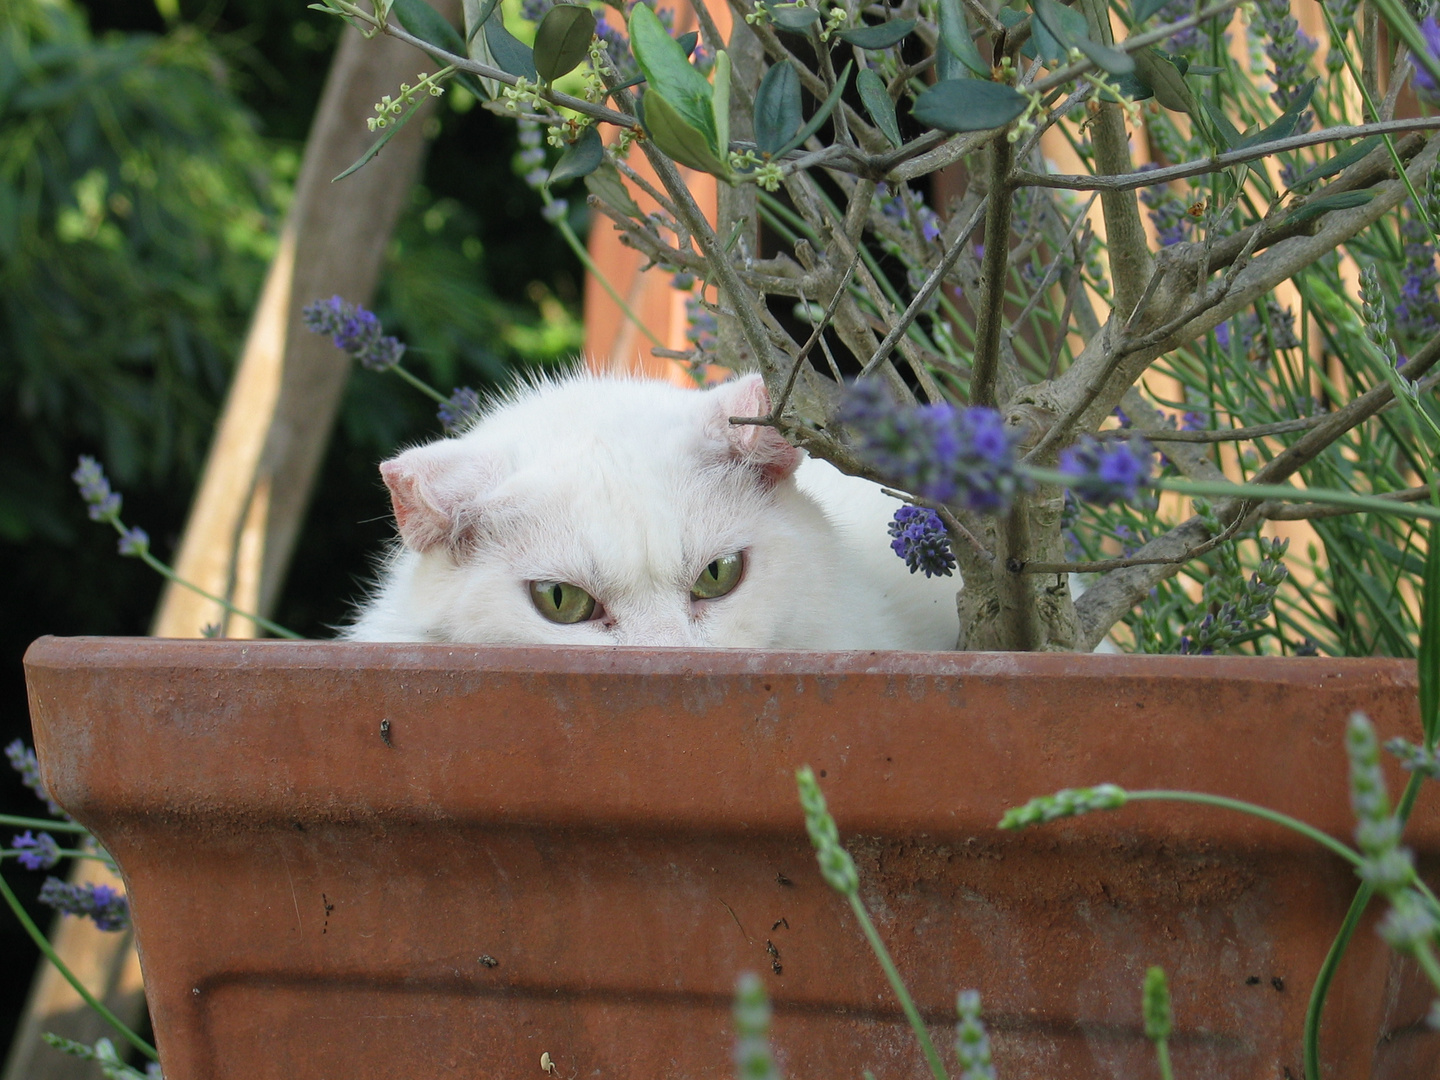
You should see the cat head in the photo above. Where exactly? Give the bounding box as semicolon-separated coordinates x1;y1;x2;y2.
366;373;838;647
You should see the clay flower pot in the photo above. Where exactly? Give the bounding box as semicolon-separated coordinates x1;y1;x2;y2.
23;637;1434;1079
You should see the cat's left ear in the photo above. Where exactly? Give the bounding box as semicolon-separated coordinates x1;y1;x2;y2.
708;374;802;486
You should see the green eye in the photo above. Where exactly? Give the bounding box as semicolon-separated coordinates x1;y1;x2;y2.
530;581;597;624
692;551;744;600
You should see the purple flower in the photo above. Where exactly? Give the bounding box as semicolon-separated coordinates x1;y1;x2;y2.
302;296;406;372
437;387;483;435
70;457;121;522
1255;0;1316;109
5;741;64;817
117;526;149;557
1059;435;1154;505
11;831;61;871
887;506;956;578
685;296;718;353
919;207;942;244
838;381;1029;513
38;878;130;932
1416;17;1440;99
1181;410;1206;431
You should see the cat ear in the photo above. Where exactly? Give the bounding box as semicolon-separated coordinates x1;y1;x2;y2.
379;440;495;554
709;374;802;486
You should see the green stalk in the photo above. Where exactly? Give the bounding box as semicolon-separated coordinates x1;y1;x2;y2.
1302;767;1429;1080
1155;1039;1174;1080
0;815;91;835
1126;791;1361;865
545;192;665;351
0;871;158;1062
390;364;450;404
134;550;302;640
845;892;950;1080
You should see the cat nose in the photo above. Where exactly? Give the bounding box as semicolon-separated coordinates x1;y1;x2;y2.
613;613;703;647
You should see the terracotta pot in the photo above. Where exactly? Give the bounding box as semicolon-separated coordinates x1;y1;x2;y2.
23;637;1435;1079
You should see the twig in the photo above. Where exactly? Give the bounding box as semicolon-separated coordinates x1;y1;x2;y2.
1004;193;1097;339
773;251;862;419
1017;514;1245;574
971;138;1017;408
1012;118;1440;192
859;197;990;378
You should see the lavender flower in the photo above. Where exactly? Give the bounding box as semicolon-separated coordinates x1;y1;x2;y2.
732;973;781;1080
438;387;483;435
999;784;1129;828
11;831;61;871
1058;435;1154;505
888;506;956;578
520;0;553;21
6;740;64;817
685;296;718;354
955;991;996;1080
1393;208;1440;341
71;457;120;522
1415;16;1440;101
38;878;130;932
838;381;1028;513
1360;265;1403;368
1255;0;1316;109
301;296;406;372
1323;0;1361;73
1139;171;1190;247
1177;535;1289;654
117;526;149;557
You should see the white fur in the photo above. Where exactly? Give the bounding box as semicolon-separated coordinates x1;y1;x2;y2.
343;373;962;650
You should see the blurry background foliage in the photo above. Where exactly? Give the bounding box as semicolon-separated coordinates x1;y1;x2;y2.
0;0;581;1057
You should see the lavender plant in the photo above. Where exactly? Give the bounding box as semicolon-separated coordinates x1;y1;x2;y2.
302;0;1436;659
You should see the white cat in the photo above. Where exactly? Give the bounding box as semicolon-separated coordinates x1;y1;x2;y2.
343;372;962;649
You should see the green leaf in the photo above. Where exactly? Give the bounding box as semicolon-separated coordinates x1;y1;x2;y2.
1236;78;1317;150
856;67;902;148
1290;136;1382;188
754;59;802;156
465;0;502;41
486;16;538;80
712;48;731;162
1030;0;1088;64
1201;98;1242;148
1129;0;1170;23
1421;520;1439;745
394;0;465;55
333;99;421;182
770;3;822;31
911;77;1028;132
643;88;729;175
836;18;916;49
773;60;852;158
1074;36;1134;75
1131;45;1195;113
628;3;716;146
940;0;990;74
584;161;643;217
1284;190;1376;224
996;7;1039;58
678;30;700;54
533;3;597;83
549;124;604;184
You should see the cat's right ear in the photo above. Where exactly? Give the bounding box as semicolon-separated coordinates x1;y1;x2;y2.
379;441;494;554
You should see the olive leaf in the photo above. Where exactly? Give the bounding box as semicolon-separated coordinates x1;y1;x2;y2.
549;124;604;184
712;49;731;166
333;99;422;182
485;15;538;80
911;77;1028;133
754;59;803;156
678;30;700;54
628;2;716;147
643;89;728;175
770;3;822;31
1029;0;1088;64
856;67;902;148
533;3;597;83
1131;45;1196;113
771;60;852;159
394;0;486;97
1129;0;1170;24
938;0;988;76
584;161;643;217
1285;190;1375;225
1236;79;1317;150
465;0;502;41
1289;136;1382;188
835;18;916;49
